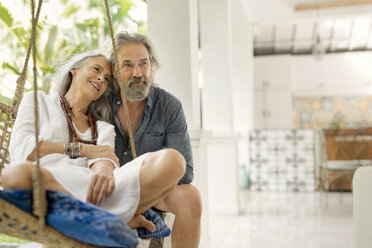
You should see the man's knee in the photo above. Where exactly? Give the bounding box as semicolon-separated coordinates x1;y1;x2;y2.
150;148;186;181
186;185;202;219
163;148;186;176
139;149;186;207
2;161;34;189
174;184;202;219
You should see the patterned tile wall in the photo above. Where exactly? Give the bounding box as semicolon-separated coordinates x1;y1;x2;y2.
294;96;372;128
249;129;315;192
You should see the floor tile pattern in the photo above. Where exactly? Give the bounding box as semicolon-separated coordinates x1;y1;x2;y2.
250;130;316;192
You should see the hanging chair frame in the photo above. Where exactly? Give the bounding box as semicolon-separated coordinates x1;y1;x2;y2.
0;0;147;247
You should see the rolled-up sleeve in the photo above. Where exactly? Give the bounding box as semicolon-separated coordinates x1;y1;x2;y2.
9;91;43;162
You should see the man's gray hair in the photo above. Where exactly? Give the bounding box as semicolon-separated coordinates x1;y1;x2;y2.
109;31;160;93
53;51;113;123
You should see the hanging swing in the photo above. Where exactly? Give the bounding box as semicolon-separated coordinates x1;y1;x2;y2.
0;0;167;247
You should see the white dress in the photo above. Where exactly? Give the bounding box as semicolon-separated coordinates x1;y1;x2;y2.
8;91;143;223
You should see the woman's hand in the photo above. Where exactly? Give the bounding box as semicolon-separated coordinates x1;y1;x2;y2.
86;160;115;206
81;144;119;165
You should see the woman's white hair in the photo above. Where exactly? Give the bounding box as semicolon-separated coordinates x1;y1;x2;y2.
53;51;113;123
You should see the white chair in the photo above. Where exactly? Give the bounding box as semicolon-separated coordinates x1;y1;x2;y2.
353;166;372;248
322;160;371;193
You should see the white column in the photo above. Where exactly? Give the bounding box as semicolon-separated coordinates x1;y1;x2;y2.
147;1;210;247
199;0;255;215
199;0;234;132
206;132;240;215
147;0;200;130
231;1;255;196
231;0;254;134
190;130;212;248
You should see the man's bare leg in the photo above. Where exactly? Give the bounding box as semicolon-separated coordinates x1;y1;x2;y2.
126;148;186;232
155;184;202;248
135;148;186;214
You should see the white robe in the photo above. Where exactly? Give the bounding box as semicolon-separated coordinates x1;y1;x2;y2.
8;91;142;222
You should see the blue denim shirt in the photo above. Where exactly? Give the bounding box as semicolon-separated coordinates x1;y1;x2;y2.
111;86;193;184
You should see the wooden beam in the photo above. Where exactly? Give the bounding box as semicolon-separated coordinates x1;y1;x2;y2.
295;0;372;11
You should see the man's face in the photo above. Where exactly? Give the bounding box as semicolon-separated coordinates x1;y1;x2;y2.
116;43;152;101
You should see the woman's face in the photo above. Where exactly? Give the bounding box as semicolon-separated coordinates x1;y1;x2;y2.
71;56;112;101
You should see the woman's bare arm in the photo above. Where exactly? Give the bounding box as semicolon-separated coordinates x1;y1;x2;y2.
26;141;64;161
26;141;118;166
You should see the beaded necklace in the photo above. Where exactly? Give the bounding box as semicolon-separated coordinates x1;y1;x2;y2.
59;95;97;145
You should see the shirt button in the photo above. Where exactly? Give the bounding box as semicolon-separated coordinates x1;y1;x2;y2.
124;151;128;155
117;101;121;105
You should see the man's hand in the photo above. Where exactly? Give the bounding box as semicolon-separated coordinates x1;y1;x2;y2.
86;160;115;206
81;144;119;166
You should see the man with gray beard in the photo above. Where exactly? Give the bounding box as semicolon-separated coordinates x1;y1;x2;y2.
109;31;202;248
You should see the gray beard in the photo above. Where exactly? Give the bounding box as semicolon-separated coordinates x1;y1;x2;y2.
125;79;151;101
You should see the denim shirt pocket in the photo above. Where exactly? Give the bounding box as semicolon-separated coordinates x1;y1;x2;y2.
141;131;165;151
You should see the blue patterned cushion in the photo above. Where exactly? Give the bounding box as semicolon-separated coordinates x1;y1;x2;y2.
138;208;171;239
0;190;138;247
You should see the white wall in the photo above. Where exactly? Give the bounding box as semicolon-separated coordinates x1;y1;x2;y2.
231;0;255;134
253;55;293;129
292;52;372;96
247;0;372;24
253;51;372;129
147;0;201;130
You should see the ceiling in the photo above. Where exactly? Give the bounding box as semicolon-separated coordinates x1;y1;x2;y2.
253;15;372;56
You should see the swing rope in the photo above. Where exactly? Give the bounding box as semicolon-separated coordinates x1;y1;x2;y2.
103;0;137;159
12;0;43;119
30;0;47;231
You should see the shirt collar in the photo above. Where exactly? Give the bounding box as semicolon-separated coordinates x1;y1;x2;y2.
111;92;121;115
144;86;155;115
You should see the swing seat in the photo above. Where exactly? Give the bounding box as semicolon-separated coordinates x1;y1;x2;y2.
0;189;138;247
0;0;171;246
0;190;171;247
0;100;172;247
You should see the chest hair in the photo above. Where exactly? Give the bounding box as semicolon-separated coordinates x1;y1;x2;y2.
117;104;145;139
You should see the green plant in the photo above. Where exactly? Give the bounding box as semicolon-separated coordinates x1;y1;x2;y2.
0;0;146;102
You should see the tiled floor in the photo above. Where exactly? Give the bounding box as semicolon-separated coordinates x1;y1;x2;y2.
209;190;354;248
